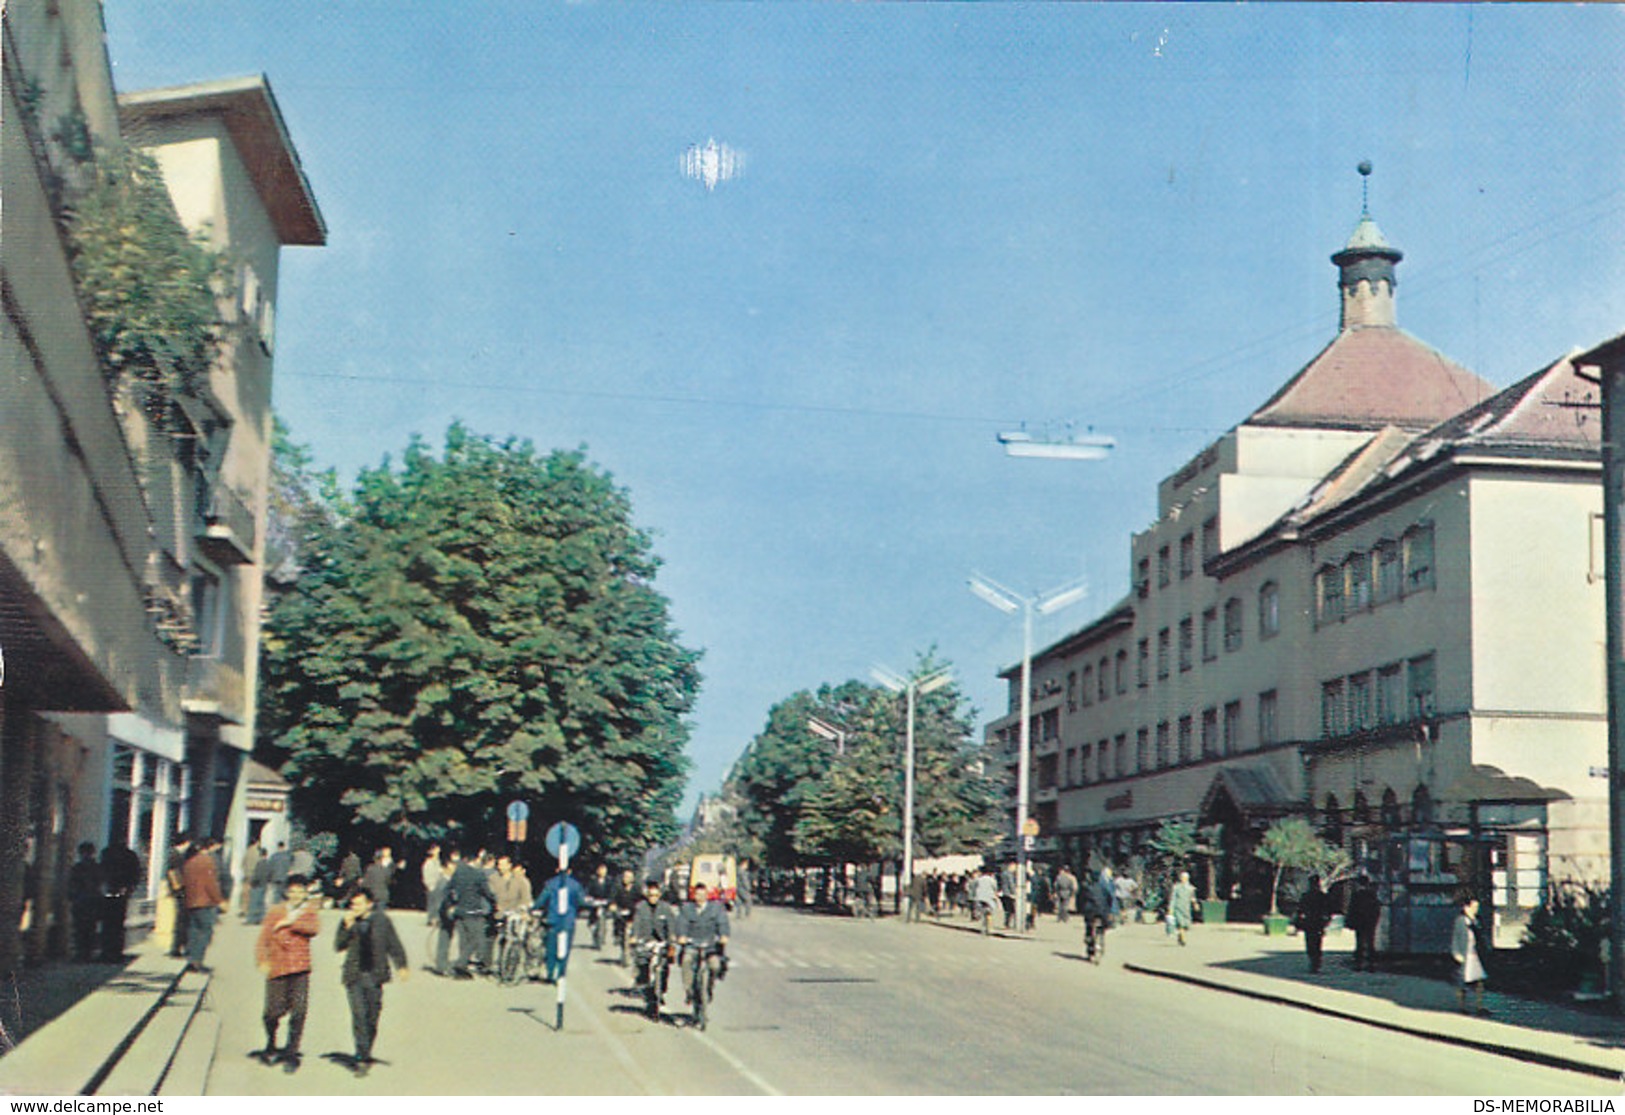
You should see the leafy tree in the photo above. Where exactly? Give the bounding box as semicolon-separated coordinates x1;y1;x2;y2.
1255;817;1350;914
260;424;701;861
724;660;1000;870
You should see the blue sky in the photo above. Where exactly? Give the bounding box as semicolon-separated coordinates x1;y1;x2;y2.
106;3;1625;816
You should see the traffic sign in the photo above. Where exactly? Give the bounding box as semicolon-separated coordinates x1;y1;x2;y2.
545;821;582;862
507;800;530;822
1022;817;1040;837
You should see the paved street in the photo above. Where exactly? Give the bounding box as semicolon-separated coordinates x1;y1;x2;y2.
170;905;1618;1095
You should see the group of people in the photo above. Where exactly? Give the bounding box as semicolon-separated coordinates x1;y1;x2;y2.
624;876;732;1014
64;840;143;964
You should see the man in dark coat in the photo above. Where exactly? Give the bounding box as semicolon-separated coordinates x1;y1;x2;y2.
67;843;103;962
1081;866;1119;964
99;840;142;962
446;849;497;977
1296;874;1332;973
360;846;397;908
334;889;408;1078
1347;873;1381;971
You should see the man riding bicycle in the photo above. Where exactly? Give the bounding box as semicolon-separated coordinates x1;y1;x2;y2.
584;864;615;948
677;881;730;1005
628;879;679;1015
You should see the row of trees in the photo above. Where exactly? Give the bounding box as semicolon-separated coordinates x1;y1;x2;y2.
258;422;702;863
704;662;1004;869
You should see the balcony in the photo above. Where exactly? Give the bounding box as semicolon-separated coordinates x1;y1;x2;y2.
183;656;248;724
197;484;256;565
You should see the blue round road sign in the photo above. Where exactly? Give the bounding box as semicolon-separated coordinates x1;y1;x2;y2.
545;821;581;859
506;800;530;823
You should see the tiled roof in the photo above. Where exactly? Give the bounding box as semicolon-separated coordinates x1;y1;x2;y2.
1249;326;1494;431
1398;352;1600;460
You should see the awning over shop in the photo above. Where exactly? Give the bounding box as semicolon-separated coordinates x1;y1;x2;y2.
1199;765;1299;819
1438;764;1570;805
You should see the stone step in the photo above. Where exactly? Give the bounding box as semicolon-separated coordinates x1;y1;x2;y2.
96;970;208;1096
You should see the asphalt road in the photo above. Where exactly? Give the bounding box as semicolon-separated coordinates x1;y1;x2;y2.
183;905;1617;1095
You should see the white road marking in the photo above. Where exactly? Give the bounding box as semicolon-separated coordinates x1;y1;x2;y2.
686;1027;783;1096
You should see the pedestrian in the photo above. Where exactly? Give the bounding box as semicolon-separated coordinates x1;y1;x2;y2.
336;850;363;905
163;833;193;958
1347;873;1381;971
288;842;315;889
361;846;397;908
254;874;320;1073
906;871;926;923
736;859;754;918
1053;865;1078;924
335;888;409;1078
239;841;265;920
446;846;497;977
1113;871;1137;926
1451;895;1489;1016
246;844;272;925
1082;866;1119;963
970;867;1000;933
1296;874;1331;973
67;843;102;962
999;861;1018;928
182;837;230;972
420;844;444;914
264;842;291;904
428;847;460;975
534;865;586;983
1167;869;1197;946
98;840;140;962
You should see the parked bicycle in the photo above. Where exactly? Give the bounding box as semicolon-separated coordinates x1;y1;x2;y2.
494;910;543;985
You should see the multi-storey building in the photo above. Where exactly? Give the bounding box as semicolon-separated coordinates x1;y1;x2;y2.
986;199;1604;929
0;0;322;971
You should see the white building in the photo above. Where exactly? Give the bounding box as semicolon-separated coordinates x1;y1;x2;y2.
986;198;1603;935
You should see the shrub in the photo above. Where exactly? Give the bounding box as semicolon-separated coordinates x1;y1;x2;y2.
1520;883;1610;992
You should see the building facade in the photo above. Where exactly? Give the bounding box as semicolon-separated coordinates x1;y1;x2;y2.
0;0;322;972
985;202;1603;933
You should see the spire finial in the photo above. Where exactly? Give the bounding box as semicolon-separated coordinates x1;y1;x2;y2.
1357;160;1373;217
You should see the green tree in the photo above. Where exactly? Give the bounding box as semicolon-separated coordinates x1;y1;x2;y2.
1255;817;1350;915
260;424;701;861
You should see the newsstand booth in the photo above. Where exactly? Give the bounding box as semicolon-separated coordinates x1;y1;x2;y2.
1376;831;1494;955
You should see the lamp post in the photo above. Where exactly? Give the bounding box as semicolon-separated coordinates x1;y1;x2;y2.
871;665;952;916
968;574;1088;935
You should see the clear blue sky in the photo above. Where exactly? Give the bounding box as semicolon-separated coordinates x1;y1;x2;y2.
106;3;1625;816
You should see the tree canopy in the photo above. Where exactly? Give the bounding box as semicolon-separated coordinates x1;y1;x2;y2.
260;423;701;861
721;658;1002;868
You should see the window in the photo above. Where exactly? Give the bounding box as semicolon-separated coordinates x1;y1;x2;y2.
1381;788;1402;827
189;568;224;657
1374;541;1400;603
1178;617;1193;672
1179;533;1195;579
1081;665;1093;707
1411;784;1433;824
1321;679;1345;738
1258;690;1279;746
1223;597;1243;652
1348;672;1372;731
1115;733;1129;778
1157;545;1171;588
1259;581;1280;638
1223;701;1241;756
1155;722;1171;768
1403;525;1435;593
1323;794;1343;844
1099;738;1113;781
1041;709;1059;741
1066;670;1077;711
1201;608;1219;662
1316;564;1343;624
1136;556;1152;597
1079;744;1093;784
1137;639;1149;688
1377;664;1403;724
1062;748;1074;787
1345;552;1371;612
1407;653;1436;718
1157;628;1170;679
1177;716;1194;764
1201;516;1220;564
1098;656;1110;702
1201;708;1219;758
1136;727;1150;771
1115;650;1128;695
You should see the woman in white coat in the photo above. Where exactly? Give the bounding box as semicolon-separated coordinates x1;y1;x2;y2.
1451;895;1488;1015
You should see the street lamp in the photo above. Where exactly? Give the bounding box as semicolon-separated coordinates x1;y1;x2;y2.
871;665;952;917
806;715;848;756
968;573;1088;935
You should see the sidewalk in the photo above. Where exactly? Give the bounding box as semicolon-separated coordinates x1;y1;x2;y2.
927;909;1624;1081
0;930;196;1096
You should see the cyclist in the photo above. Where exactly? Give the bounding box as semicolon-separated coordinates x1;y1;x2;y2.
628;878;679;998
677;881;730;1007
532;866;585;983
584;863;615;948
611;869;641;959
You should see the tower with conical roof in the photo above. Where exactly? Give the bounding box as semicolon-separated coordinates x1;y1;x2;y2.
1333;163;1403;330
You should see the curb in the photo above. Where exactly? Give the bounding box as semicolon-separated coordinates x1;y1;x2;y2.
1123;962;1622;1083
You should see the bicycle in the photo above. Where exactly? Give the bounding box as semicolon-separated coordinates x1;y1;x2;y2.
684;942;724;1031
610;905;632;967
585;897;609;950
496;911;544;984
632;938;672;1021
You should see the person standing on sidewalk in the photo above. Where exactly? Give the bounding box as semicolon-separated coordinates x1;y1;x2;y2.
99;840;141;963
1053;865;1078;924
67;843;102;963
254;874;320;1073
1296;874;1331;973
1451;895;1489;1015
1167;869;1197;946
1082;866;1119;963
239;842;265;921
163;834;193;959
183;837;230;972
361;846;397;908
1347;873;1381;971
335;888;409;1078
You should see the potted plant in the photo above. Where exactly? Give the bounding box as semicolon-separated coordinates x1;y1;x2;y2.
1255;818;1349;935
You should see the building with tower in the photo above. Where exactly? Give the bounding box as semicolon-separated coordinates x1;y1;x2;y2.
985;175;1605;938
